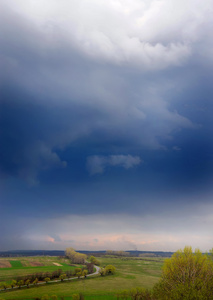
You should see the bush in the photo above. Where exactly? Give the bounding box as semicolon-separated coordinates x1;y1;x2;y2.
59;274;67;281
89;256;100;265
105;265;116;275
99;268;105;276
153;246;213;299
74;268;82;275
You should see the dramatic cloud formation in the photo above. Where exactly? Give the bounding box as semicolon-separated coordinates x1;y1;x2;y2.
4;0;211;68
0;0;213;251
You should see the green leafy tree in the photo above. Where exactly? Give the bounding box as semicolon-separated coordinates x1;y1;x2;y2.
17;280;24;289
2;282;8;290
82;269;88;278
11;280;17;289
75;267;82;275
154;246;213;300
44;277;50;283
105;265;116;275
59;274;67;281
99;268;105;276
33;278;38;285
25;279;31;288
89;255;96;263
76;271;82;279
89;256;100;265
51;295;58;300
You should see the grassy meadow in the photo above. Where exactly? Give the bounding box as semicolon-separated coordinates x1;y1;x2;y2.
0;255;165;299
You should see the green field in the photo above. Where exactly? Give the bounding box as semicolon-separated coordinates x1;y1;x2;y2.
9;261;23;268
0;256;165;299
0;257;79;282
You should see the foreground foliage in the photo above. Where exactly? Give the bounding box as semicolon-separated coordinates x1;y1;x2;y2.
153;246;213;299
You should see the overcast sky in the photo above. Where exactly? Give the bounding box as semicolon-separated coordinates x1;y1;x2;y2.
1;0;213;252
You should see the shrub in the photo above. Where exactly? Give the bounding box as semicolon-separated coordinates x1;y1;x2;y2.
105;265;116;275
99;268;105;276
59;274;66;281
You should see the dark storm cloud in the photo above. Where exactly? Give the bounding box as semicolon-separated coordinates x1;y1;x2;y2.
0;0;212;187
0;89;67;184
0;0;213;251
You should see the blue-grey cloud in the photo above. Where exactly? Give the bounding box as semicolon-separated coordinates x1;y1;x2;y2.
87;154;142;175
0;0;213;251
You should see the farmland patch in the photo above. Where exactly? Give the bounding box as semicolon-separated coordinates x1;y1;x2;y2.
0;261;11;268
9;260;23;268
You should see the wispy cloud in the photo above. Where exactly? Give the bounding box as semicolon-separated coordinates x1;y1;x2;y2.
87;154;142;175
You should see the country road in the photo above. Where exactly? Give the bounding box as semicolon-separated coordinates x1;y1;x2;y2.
0;265;101;292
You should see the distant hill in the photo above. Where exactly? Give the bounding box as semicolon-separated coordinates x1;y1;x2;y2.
0;250;173;257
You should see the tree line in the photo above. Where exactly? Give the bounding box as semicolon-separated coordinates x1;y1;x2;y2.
0;267;89;290
106;250;130;257
65;248;87;264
